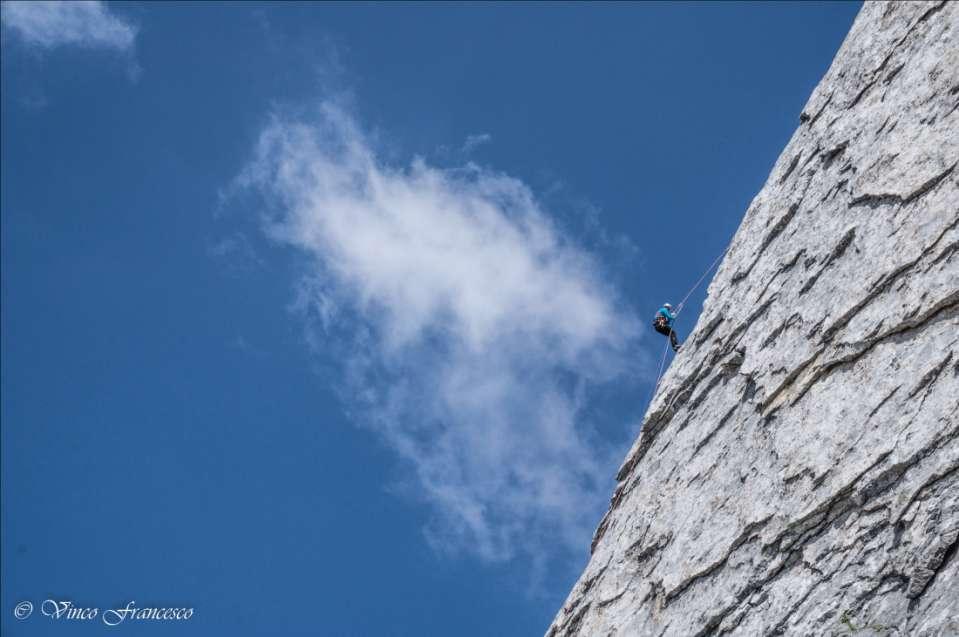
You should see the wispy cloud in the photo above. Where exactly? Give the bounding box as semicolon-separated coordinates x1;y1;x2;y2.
235;102;642;563
462;132;492;154
1;1;136;52
209;232;266;273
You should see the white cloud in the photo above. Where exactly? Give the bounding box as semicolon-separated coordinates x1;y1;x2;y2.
209;232;265;273
1;1;136;51
462;132;492;154
236;103;642;563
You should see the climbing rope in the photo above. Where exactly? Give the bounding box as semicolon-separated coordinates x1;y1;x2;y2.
644;243;731;409
646;332;672;408
674;245;730;315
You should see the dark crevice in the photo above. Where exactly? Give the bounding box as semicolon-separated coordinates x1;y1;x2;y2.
908;532;959;602
761;313;801;350
759;204;800;258
580;562;609;595
848;77;880;109
876;115;892;135
866;385;901;420
846;0;946;113
627;531;672;568
883;62;905;85
865;421;959;523
848;162;957;209
692;547;805;637
802;146;822;167
691;404;739;460
923;240;959;273
894;462;959;524
906;351;953;399
664;516;773;605
821;215;959;342
805;92;834;127
768;573;833;636
721;295;778;353
590;511;613;554
898;1;949;47
595;587;627;609
790;296;959;409
847;192;901;209
805;317;826;339
784;467;816;486
559;601;591;637
799;227;856;296
822;178;849;202
759;348;824;415
695;314;725;346
779;153;802;184
821;141;849;169
677;371;726;432
732;198;807;285
620;353;720;480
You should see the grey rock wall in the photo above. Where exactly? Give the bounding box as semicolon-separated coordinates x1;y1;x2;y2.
548;2;959;635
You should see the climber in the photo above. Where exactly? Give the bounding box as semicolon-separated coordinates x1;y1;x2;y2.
653;303;681;352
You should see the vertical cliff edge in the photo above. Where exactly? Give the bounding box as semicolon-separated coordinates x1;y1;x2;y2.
548;3;958;635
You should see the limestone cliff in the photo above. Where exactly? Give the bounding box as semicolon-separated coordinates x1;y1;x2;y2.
549;2;959;635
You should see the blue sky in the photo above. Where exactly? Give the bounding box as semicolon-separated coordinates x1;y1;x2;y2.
2;2;860;635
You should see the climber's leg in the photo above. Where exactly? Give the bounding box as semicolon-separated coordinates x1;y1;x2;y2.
654;322;680;352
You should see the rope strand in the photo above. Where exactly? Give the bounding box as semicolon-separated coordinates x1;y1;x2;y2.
645;332;672;408
644;243;730;410
676;245;729;314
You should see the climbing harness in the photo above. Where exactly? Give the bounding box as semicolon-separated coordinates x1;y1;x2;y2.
645;244;731;408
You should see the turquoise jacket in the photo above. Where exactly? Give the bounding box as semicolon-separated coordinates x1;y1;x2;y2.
657;306;676;326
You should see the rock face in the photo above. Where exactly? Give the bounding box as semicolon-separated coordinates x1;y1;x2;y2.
548;2;959;635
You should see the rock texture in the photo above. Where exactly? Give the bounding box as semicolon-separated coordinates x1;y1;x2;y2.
548;2;959;635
